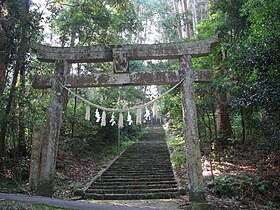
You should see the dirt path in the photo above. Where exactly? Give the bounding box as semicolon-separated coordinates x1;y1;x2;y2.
0;193;167;210
88;199;182;209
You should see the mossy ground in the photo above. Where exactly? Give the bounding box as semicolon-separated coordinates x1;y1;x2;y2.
0;200;66;210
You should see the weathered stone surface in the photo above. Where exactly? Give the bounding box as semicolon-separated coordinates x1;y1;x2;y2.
113;49;129;73
184;202;222;210
32;44;112;63
36;60;66;197
33;70;213;89
29;124;44;192
32;37;217;62
180;55;205;202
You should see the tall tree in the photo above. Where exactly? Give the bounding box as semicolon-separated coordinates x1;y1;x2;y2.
173;0;183;39
0;3;7;96
181;0;191;38
208;0;249;137
0;0;31;159
228;0;280;146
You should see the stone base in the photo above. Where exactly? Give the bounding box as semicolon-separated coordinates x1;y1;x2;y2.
189;191;206;203
36;181;53;197
184;202;222;210
74;189;85;196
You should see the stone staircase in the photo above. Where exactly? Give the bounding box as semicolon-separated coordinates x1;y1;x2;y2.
84;125;179;200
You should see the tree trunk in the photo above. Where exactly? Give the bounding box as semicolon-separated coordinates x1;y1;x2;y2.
181;0;191;38
17;0;30;157
0;0;30;159
71;63;80;138
216;92;233;137
212;103;220;161
0;1;8;162
18;65;27;157
216;49;233;137
180;54;205;202
240;108;247;145
191;0;198;35
0;27;6;95
172;0;183;39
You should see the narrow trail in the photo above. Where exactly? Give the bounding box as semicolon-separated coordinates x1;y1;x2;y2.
0;193;155;210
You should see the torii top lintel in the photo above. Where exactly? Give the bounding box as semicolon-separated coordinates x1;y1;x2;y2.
32;37;217;63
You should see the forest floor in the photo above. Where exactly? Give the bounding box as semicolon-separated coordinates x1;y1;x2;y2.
0;142;279;209
174;144;280;210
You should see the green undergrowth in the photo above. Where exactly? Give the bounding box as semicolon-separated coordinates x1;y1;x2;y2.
53;139;137;199
209;172;279;208
166;133;280;209
167;135;186;169
210;173;268;199
0;180;27;194
0;136;138;200
0;200;66;210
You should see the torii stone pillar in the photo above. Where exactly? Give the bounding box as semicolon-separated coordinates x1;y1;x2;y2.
35;60;66;196
180;55;205;202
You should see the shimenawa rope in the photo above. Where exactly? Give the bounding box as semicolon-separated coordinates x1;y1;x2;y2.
57;78;185;113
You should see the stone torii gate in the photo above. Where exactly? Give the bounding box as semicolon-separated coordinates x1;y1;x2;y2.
29;38;216;201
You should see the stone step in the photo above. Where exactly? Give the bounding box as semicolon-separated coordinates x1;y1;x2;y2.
109;164;172;168
107;167;172;172
84;127;179;200
124;150;168;153
113;159;171;162
103;172;174;176
99;174;175;180
111;164;171;167
86;188;178;194
85;192;179;200
117;157;170;160
117;153;170;157
118;153;170;156
90;183;177;190
98;176;174;182
92;180;177;186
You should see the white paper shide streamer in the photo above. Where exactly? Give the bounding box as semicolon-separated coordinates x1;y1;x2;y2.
101;111;106;127
127;112;133;125
136;108;142;125
85;104;91;121
109;113;116;126
95;109;101;122
144;107;150;121
118;112;124;128
152;102;158;119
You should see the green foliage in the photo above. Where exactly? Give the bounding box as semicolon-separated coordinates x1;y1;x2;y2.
172;152;186;169
168;136;186;169
0;200;66;210
0;179;27;194
14;156;30;181
210;173;269;201
49;0;140;45
52;172;82;199
209;0;249;40
210;173;241;199
160;88;183;134
226;0;280;148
